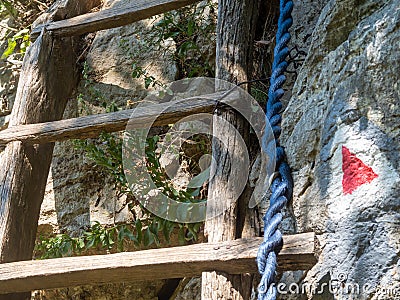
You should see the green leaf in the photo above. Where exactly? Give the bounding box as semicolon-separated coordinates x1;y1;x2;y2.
190;187;201;197
158;90;165;98
117;226;127;241
187;20;195;36
143;228;154;247
77;238;85;250
187;224;198;241
149;220;159;235
162;220;175;243
1;0;17;17
155;17;172;28
86;236;96;249
165;31;180;39
193;222;202;232
1;38;17;59
178;226;186;245
144;76;154;89
126;231;137;242
178;41;197;56
135;219;143;243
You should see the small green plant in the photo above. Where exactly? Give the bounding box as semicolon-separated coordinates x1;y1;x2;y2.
74;132;127;195
35;2;217;259
36;218;202;259
0;0;50;60
1;28;30;59
70;131;204;254
119;0;216;89
145;134;207;203
150;2;216;78
131;62;166;90
35;234;84;259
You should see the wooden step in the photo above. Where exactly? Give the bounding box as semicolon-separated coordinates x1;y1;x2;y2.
0;233;316;294
31;0;201;40
0;95;228;145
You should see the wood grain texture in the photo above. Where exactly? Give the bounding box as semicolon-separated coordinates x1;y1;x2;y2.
31;0;201;40
201;0;262;299
0;233;316;295
0;92;238;145
0;1;101;299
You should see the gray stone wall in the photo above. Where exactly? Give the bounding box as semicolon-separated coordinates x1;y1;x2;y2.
36;0;400;299
35;1;212;299
0;0;397;299
281;0;400;299
38;0;180;236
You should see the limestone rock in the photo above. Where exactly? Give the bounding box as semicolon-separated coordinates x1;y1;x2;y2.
39;0;179;236
281;0;400;298
173;277;201;300
0;17;20;128
34;1;214;299
32;280;165;300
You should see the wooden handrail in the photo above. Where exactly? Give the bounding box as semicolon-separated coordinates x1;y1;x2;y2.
0;233;316;294
0;93;232;145
31;0;201;40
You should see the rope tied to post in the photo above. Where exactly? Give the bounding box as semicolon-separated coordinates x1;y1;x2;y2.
257;0;294;299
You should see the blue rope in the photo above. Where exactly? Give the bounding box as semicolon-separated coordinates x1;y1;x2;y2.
257;0;294;299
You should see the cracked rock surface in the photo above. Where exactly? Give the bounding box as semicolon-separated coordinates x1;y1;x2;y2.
281;0;400;298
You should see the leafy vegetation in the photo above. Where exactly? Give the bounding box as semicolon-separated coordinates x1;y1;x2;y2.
0;1;53;114
121;0;216;88
36;219;202;259
34;1;217;259
0;0;52;60
149;1;216;78
1;27;30;59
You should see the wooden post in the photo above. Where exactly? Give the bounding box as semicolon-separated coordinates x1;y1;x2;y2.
0;1;100;299
201;0;263;299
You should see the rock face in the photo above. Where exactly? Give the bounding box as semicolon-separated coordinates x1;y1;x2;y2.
39;0;179;236
0;18;19;129
34;0;180;298
281;0;400;298
0;0;395;299
34;0;213;299
32;280;164;300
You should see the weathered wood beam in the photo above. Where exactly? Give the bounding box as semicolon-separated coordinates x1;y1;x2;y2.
31;0;201;40
0;233;316;294
0;1;101;300
0;92;236;145
201;0;262;298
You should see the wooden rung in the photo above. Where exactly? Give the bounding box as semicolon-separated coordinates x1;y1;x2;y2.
0;233;316;294
31;0;201;40
0;95;226;146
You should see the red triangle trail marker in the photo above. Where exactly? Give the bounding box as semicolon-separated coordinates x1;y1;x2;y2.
342;146;378;195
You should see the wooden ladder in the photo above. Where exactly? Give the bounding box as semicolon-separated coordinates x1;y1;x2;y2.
0;0;317;297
